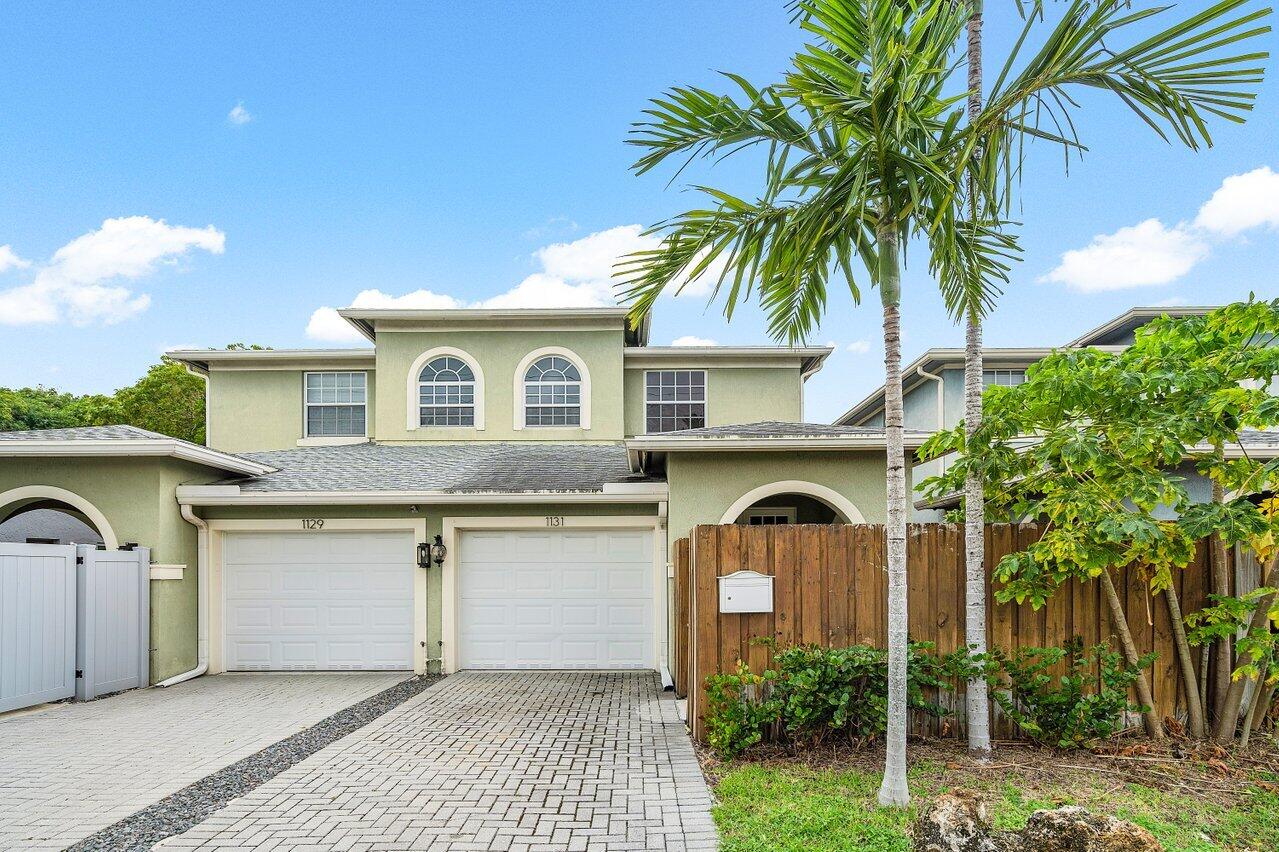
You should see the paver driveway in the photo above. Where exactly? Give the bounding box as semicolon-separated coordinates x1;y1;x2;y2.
0;672;407;850
162;671;718;851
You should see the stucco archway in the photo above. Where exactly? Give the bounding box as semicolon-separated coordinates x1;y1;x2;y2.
0;485;120;550
718;480;866;525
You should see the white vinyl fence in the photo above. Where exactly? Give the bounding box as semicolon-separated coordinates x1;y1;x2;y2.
0;543;150;712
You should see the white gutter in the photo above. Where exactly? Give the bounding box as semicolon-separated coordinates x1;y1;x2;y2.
625;435;933;452
157;504;209;687
916;365;945;431
176;486;669;506
0;439;276;477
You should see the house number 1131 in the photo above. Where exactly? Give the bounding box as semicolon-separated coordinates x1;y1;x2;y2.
545;516;564;527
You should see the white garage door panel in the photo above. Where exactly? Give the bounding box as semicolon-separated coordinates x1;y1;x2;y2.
223;531;414;671
459;529;654;670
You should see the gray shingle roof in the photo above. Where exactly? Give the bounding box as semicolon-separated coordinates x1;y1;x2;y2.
1239;429;1279;448
221;442;653;493
0;424;172;441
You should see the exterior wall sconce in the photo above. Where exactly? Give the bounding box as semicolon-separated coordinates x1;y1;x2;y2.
418;534;447;569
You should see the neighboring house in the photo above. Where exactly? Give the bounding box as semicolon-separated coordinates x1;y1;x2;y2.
0;307;926;685
834;305;1279;519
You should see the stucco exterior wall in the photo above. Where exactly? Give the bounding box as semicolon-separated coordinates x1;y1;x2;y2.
373;328;626;442
622;366;802;436
664;450;894;553
206;369;379;453
0;457;206;682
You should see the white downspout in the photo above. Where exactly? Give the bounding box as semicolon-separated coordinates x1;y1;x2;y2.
915;366;946;509
157;503;209;687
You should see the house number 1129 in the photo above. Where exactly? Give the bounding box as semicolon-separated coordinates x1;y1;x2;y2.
301;518;325;530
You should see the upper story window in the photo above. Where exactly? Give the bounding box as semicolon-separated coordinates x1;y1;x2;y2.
304;372;366;437
645;370;706;433
983;369;1025;388
523;356;581;427
419;356;475;427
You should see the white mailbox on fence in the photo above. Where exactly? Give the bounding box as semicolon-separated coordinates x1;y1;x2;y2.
718;570;774;613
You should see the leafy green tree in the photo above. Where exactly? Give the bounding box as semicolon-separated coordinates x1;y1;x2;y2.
621;0;1268;800
921;300;1279;741
0;386;85;431
114;358;206;444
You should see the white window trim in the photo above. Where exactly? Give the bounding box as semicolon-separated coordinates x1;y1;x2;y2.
742;507;798;525
718;480;867;525
513;346;591;431
406;347;485;431
303;371;368;440
643;369;708;435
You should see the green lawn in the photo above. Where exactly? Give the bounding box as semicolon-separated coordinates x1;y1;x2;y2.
711;760;1279;852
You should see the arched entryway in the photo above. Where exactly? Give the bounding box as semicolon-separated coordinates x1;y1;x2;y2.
0;485;117;549
719;480;866;526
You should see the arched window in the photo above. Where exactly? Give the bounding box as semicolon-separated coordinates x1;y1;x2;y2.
523;355;581;427
419;356;476;427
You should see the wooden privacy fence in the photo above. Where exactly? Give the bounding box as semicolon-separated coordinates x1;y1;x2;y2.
673;523;1219;742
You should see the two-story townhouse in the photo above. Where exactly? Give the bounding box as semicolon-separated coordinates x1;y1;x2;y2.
834;305;1279;521
0;307;924;687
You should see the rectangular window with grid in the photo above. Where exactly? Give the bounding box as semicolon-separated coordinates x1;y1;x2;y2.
982;369;1026;388
305;372;367;437
644;370;706;433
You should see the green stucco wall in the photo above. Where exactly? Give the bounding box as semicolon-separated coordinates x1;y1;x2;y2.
199;501;659;672
664;450;894;554
206;369;378;453
622;366;803;436
0;457;206;682
373;328;626;442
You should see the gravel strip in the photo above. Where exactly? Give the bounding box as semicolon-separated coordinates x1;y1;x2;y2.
68;673;443;851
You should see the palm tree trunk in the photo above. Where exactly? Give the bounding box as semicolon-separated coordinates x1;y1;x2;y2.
876;227;911;809
962;0;991;761
1099;567;1164;738
1215;553;1278;742
1210;474;1231;724
1164;582;1205;738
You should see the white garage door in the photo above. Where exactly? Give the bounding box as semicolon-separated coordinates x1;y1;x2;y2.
223;531;414;671
459;528;655;669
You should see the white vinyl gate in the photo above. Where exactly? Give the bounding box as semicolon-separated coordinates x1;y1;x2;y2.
0;543;150;712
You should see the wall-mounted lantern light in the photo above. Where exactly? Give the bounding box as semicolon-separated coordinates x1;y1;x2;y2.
418;534;447;569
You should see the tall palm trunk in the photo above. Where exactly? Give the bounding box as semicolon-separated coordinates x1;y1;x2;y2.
876;226;911;808
962;0;991;760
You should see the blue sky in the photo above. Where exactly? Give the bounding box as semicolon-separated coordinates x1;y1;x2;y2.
0;1;1275;423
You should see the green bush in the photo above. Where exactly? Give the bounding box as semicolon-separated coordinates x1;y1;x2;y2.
772;643;951;745
701;642;957;758
985;638;1152;748
704;662;780;759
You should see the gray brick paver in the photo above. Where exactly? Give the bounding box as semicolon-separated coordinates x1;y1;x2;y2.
0;672;406;851
160;672;717;851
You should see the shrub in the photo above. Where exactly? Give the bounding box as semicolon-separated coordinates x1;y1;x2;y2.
703;662;779;759
701;642;955;757
772;643;951;745
985;638;1152;748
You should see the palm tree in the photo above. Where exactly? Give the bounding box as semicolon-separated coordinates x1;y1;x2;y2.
621;0;1268;806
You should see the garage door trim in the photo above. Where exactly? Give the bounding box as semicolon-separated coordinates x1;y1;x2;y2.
207;518;427;675
441;515;665;674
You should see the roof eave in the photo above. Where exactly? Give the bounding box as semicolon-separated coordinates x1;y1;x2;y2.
175;485;668;506
0;439;277;477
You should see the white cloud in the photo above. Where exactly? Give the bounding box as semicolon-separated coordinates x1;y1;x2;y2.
846;339;872;354
1194;166;1279;237
306;288;463;343
1040;219;1207;292
227;102;252;126
671;335;718;347
0;245;31;273
0;216;225;326
306;224;727;342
